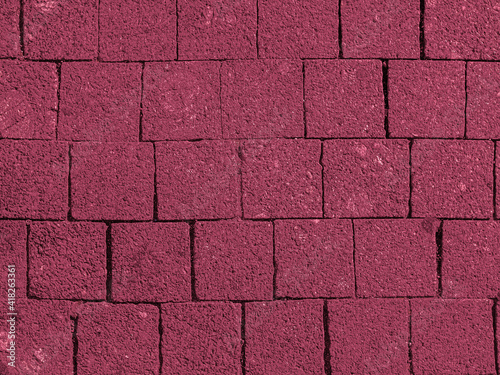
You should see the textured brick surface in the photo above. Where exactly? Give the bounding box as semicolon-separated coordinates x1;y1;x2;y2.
0;0;20;57
0;221;27;300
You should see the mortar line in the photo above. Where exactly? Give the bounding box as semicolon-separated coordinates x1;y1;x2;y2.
256;0;260;58
25;221;31;297
320;142;325;218
272;220;277;300
382;60;389;138
67;143;73;221
436;220;443;297
464;61;468;139
408;139;413;218
241;302;246;375
337;0;343;58
105;222;112;301
237;141;245;218
158;305;164;375
153;142;158;221
351;219;357;298
303;61;307;138
71;315;79;375
491;298;499;375
139;62;145;142
408;299;414;374
19;0;25;56
56;62;62;140
323;299;332;375
189;221;198;301
419;0;425;59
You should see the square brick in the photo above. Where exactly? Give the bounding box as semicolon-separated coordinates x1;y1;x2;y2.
0;61;58;140
246;300;324;374
355;219;439;297
411;299;495;375
222;60;303;138
0;0;20;57
111;223;190;302
24;0;97;59
328;299;410;374
161;302;241;374
0;221;27;300
412;140;494;218
29;222;106;300
156;141;240;220
258;0;338;58
342;0;419;58
195;220;273;300
178;0;256;59
71;142;154;221
0;140;68;219
324;140;409;218
143;62;221;141
59;62;142;142
242;139;322;219
99;0;176;61
305;59;384;138
275;219;354;298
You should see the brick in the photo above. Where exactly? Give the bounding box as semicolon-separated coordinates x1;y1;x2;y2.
77;303;159;375
342;0;419;58
305;59;384;138
242;139;322;218
412;140;494;218
324;140;409;218
71;142;154;220
389;60;465;138
0;0;20;57
161;302;241;374
258;0;338;58
178;0;256;59
0;140;68;219
246;300;324;374
29;221;106;300
143;62;221;141
24;0;97;59
411;299;495;375
355;219;439;297
100;0;175;61
111;223;190;302
498;143;500;218
0;221;27;300
275;219;354;298
0;61;58;140
156;141;240;220
195;220;273;300
328;299;410;374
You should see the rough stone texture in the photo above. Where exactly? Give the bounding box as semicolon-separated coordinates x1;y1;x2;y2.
328;299;410;374
0;221;27;300
59;62;142;142
221;60;303;138
156;141;240;220
389;60;466;138
242;139;322;218
111;222;191;302
0;0;20;57
324;139;409;218
71;142;154;220
412;140;494;218
195;220;273;300
143;62;221;141
161;302;242;374
274;219;354;298
411;299;496;375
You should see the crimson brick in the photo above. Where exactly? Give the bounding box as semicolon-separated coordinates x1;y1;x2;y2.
498;143;500;218
71;142;154;220
143;62;221;141
411;299;495;374
195;220;273;300
328;299;410;374
222;60;303;138
0;0;20;57
389;60;465;138
0;221;27;300
412;140;494;218
275;219;354;298
156;141;240;220
161;302;241;374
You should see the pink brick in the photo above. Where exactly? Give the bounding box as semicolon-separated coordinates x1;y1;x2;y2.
222;60;303;138
0;221;27;300
29;222;106;300
498;143;500;218
411;299;495;375
342;0;419;58
0;140;68;220
242;139;322;219
156;141;240;220
389;60;465;138
246;300;324;374
161;302;241;374
111;223;190;302
178;0;256;59
195;220;273;300
0;61;58;140
258;0;338;58
143;62;221;141
412;140;494;218
100;0;176;61
59;62;142;142
275;219;354;298
71;142;154;220
324;140;409;218
305;59;384;138
328;299;410;374
0;0;20;57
